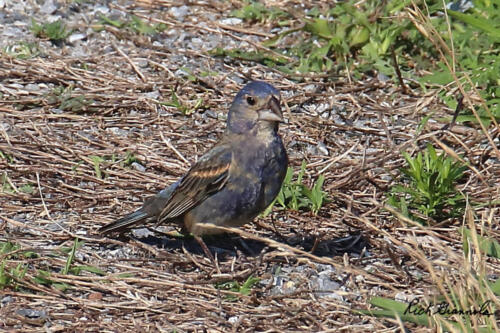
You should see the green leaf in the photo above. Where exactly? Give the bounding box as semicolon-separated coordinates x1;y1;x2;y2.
461;227;500;258
349;26;370;47
239;276;260;295
389;145;466;223
489;279;500;296
305;18;334;39
99;14;125;28
69;265;106;276
448;10;500;39
356;297;432;326
89;155;104;179
33;270;53;285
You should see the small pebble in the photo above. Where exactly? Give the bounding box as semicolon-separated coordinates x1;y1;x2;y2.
169;5;189;21
131;162;146;172
219;18;242;25
16;308;47;319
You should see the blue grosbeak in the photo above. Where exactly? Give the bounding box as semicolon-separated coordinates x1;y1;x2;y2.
99;81;288;239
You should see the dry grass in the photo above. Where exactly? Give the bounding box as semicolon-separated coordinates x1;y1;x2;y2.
0;1;498;331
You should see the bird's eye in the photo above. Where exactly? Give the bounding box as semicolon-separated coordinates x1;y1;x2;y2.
246;96;256;106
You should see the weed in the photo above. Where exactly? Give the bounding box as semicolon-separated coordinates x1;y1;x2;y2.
264;160;328;216
47;86;96;113
356;226;500;331
0;241;36;290
71;160;84;173
210;47;288;67
123;151;139;167
215;275;260;300
31;19;71;45
62;238;81;275
89;155;107;179
1;173;14;193
33;269;69;291
0;151;14;163
461;227;500;259
88;152;141;179
98;15;125;29
129;15;166;35
221;1;498;123
31;239;104;291
0;240;106;292
231;1;289;23
19;184;34;194
98;14;167;35
0;261;28;290
388;144;467;224
160;89;204;116
200;70;219;77
61;239;106;276
416;2;500;125
3;42;40;59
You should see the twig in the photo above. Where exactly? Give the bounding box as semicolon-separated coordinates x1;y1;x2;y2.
391;46;408;94
160;132;190;166
111;41;147;83
36;172;51;220
441;94;464;131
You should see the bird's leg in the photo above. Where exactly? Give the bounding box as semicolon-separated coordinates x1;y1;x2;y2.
194;235;221;273
236;237;256;256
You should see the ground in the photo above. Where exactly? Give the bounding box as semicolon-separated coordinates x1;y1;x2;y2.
0;0;498;332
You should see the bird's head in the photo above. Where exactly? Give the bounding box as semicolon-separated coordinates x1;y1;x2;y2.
227;81;283;134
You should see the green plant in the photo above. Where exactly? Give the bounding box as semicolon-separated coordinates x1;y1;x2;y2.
88;155;119;179
60;239;105;276
220;0;498;126
130;15;167;34
356;225;500;331
31;19;71;44
33;239;104;291
0;261;28;290
216;275;260;300
87;152;140;179
209;47;288;68
416;2;500;125
33;269;70;291
264;160;328;216
0;151;14;163
3;42;40;59
123;151;139;167
160;89;204;116
223;0;421;75
46;86;95;113
232;1;290;23
0;241;36;290
355;293;497;332
89;155;106;179
19;184;34;194
0;240;105;292
98;14;167;35
461;227;500;259
1;173;14;193
388;144;467;223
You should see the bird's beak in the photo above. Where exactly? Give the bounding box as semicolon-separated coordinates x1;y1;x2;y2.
258;95;284;122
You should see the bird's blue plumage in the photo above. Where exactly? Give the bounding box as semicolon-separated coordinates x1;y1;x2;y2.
233;81;280;103
99;81;287;236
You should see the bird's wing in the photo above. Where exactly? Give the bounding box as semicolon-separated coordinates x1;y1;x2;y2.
158;144;232;221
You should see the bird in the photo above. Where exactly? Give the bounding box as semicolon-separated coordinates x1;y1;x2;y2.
99;81;288;256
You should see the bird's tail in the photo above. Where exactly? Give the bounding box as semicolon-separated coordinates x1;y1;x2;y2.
99;210;149;235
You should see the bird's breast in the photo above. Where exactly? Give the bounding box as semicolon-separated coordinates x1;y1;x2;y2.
183;132;286;236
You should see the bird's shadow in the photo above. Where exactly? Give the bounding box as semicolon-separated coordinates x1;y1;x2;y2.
136;231;369;259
